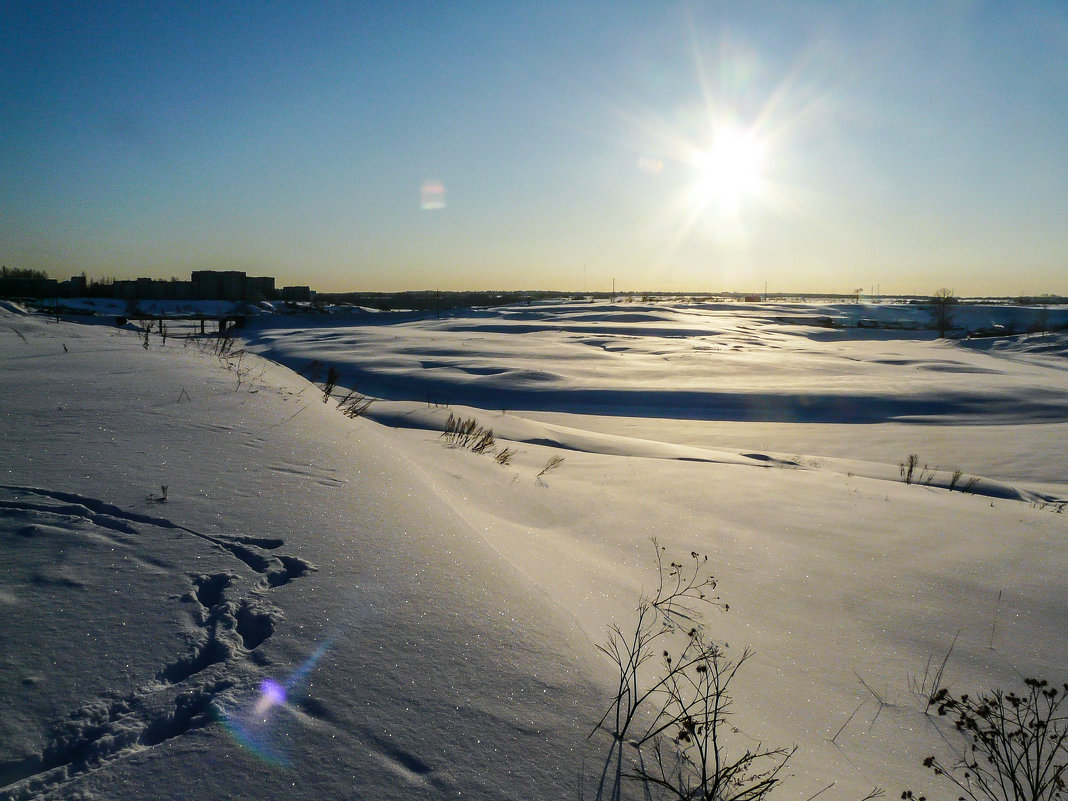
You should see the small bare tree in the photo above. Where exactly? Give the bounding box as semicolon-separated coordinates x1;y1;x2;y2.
930;289;956;338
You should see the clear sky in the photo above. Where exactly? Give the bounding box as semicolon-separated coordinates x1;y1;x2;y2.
2;2;1066;295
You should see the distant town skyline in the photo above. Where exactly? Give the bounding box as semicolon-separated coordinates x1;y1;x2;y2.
2;2;1066;296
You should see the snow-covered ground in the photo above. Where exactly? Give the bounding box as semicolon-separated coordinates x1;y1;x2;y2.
2;300;1065;800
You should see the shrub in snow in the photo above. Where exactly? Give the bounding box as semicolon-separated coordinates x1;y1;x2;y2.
322;366;340;402
442;413;490;450
948;469;980;494
906;678;1068;801
537;454;564;482
590;540;794;801
336;388;374;419
470;428;495;454
440;414;521;467
900;454;934;486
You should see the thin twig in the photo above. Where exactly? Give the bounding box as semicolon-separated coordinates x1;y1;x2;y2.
804;781;836;801
989;590;1002;650
830;699;869;744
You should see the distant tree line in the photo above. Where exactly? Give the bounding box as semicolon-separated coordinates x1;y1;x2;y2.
0;266;49;280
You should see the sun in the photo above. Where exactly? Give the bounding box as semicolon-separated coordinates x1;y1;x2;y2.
690;125;766;216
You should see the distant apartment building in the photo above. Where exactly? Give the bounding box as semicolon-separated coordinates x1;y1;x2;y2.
190;270;275;301
3;268;313;302
113;270;295;302
114;277;194;300
278;285;312;302
0;276;59;297
0;266;58;298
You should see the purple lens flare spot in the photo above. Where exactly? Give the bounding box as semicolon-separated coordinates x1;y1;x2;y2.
261;678;286;706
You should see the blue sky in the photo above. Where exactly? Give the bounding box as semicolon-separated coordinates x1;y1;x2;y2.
2;1;1065;294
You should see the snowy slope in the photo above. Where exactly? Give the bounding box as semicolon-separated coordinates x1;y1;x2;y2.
2;302;1065;800
1;312;605;800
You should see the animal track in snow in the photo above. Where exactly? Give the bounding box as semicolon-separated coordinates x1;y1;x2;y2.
0;485;316;582
0;486;317;801
159;575;280;684
0;675;236;801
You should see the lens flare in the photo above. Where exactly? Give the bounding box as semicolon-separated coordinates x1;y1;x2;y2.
638;154;665;175
253;679;286;716
217;637;334;766
420;179;446;210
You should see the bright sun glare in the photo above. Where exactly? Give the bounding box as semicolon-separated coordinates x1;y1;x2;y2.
625;26;807;273
690;126;766;216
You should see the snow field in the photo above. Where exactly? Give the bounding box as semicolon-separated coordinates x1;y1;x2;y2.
2;300;1065;800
